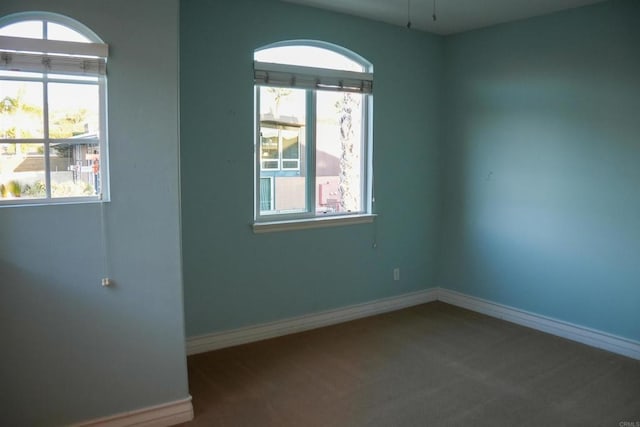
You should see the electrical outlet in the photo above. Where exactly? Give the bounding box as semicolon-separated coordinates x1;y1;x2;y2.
393;268;400;281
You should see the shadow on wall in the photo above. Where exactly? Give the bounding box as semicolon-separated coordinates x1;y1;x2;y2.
439;4;640;340
0;258;161;425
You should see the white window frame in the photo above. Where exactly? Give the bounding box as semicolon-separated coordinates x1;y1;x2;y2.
253;40;375;232
0;12;109;207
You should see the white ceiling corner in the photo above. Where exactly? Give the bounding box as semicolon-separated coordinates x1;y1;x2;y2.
281;0;609;35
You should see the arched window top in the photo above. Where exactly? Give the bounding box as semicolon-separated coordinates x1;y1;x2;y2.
255;40;373;73
254;40;373;94
0;12;109;205
0;11;103;43
0;12;108;76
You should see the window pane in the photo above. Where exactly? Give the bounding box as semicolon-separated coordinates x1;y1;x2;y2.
0;20;43;39
50;142;100;198
259;177;272;211
282;160;299;169
47;22;91;43
0;143;46;199
316;91;363;214
48;83;99;139
0;81;44;139
259;87;306;214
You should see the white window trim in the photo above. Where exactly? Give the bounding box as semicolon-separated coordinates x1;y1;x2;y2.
253;41;374;231
0;35;108;57
253;213;376;234
0;12;109;207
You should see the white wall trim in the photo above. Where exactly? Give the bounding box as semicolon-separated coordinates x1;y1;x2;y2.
438;288;640;360
74;397;193;427
253;213;376;234
187;288;438;355
186;287;639;361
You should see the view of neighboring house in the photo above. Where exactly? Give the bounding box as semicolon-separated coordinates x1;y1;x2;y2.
0;78;101;199
0;136;100;199
259;88;364;215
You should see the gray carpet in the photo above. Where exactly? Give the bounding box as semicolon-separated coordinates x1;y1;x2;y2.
180;302;640;427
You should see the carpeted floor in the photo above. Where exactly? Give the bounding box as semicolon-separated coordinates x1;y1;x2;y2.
179;301;640;427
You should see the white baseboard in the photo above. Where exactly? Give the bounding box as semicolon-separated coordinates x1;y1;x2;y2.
187;288;438;355
74;397;193;427
72;289;638;427
438;288;640;360
186;287;640;361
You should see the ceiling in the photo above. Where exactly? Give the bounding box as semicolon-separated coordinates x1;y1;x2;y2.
281;0;608;34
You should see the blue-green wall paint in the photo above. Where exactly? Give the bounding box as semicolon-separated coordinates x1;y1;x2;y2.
439;0;640;341
180;0;444;336
2;0;638;424
0;0;189;425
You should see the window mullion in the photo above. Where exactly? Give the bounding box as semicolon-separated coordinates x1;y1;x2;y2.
41;20;52;200
306;90;316;215
43;76;52;200
278;129;282;171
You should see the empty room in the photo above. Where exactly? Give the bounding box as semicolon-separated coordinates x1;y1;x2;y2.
1;0;638;426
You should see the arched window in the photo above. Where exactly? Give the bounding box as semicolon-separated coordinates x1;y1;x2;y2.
0;12;108;205
253;41;374;230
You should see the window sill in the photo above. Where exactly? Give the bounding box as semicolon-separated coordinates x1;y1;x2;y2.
253;213;376;234
0;196;107;208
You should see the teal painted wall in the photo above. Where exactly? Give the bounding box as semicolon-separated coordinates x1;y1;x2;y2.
0;0;189;425
439;0;640;340
3;0;638;423
180;0;444;336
